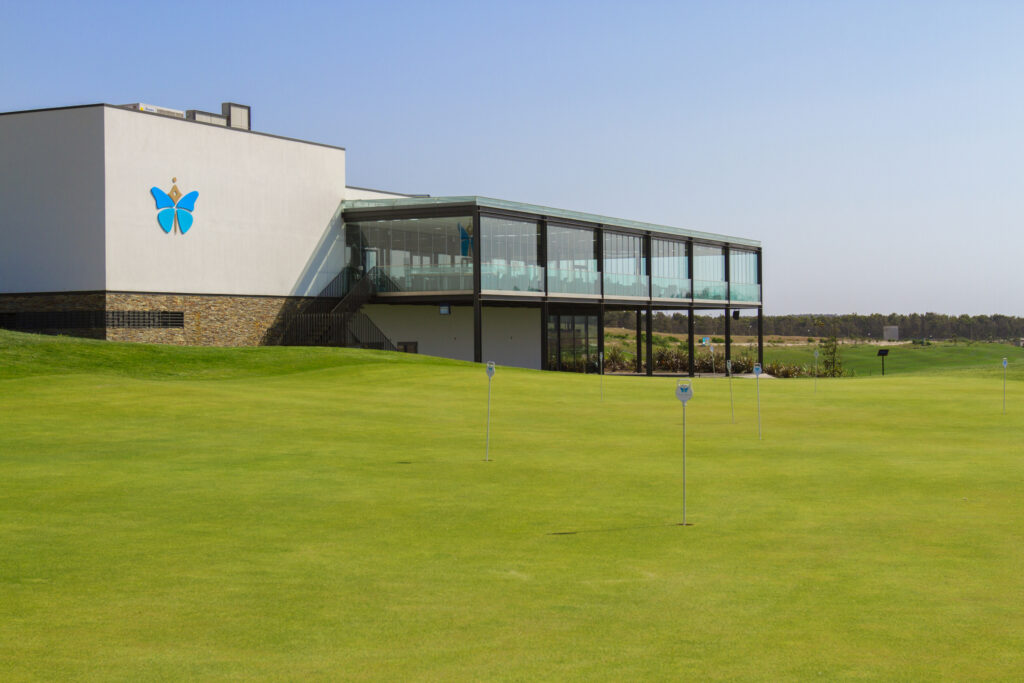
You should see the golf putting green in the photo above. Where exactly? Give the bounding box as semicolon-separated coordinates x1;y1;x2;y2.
2;330;1023;679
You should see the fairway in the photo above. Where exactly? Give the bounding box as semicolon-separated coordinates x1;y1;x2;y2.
2;331;1024;680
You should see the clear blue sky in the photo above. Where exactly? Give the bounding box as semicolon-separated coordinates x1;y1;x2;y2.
3;0;1023;316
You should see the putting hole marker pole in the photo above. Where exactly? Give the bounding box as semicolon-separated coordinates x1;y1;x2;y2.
754;362;762;440
814;348;819;393
675;379;694;526
1003;357;1008;414
485;361;495;462
726;359;734;423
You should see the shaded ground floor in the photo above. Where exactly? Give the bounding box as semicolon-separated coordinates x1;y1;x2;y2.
0;292;763;376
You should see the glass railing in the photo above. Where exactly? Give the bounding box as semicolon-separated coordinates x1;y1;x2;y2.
651;276;691;299
693;279;728;300
547;267;600;296
604;273;649;298
730;282;761;302
377;265;474;293
481;263;545;293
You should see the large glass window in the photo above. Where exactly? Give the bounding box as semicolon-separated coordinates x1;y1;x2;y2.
729;248;760;302
480;216;543;292
345;216;473;293
693;244;726;300
547;313;599;372
651;238;690;299
547;224;599;295
603;232;648;298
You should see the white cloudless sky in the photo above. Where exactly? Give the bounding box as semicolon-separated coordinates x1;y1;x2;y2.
3;0;1023;315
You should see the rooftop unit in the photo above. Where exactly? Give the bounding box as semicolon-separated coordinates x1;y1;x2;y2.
121;103;185;119
121;101;251;131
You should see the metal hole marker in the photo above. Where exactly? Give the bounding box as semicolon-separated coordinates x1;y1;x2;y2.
675;379;694;526
726;358;734;423
710;344;715;375
1003;357;1008;414
814;348;819;393
485;362;495;462
753;362;762;440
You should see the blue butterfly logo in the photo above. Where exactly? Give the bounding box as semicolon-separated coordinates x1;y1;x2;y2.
150;179;199;234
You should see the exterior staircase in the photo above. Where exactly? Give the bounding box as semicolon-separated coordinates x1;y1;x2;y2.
274;267;396;350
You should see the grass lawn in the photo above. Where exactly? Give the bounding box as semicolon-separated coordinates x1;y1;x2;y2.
2;330;1024;679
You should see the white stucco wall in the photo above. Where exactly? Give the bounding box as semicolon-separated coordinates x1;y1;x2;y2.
362;303;541;369
0;107;107;292
103;107;348;297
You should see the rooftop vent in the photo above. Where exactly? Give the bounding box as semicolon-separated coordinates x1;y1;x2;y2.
122;101;252;130
185;109;228;126
221;103;251;131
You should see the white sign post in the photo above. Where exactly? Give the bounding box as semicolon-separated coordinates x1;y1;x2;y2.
710;344;716;375
726;359;734;423
754;362;762;440
485;362;495;462
1003;357;1008;414
814;349;819;393
675;379;694;526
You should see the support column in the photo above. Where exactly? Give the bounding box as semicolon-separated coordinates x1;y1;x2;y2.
724;308;732;374
635;309;643;374
757;306;764;366
473;298;483;363
645;305;654;377
540;302;549;370
598;302;605;374
687;309;695;377
472;211;483;363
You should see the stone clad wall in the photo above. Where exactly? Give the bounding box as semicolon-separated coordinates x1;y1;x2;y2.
0;292;107;339
0;291;318;346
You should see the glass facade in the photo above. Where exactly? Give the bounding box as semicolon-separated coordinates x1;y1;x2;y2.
547;313;599;372
729;248;760;302
344;216;474;292
651;238;690;299
693;244;727;300
547;224;599;295
603;232;648;298
480;215;543;292
342;204;759;305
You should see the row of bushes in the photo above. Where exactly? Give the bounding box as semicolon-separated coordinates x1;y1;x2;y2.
603;346;849;377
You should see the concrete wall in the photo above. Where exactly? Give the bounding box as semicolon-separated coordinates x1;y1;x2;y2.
363;304;474;362
483;307;541;369
0;107;107;293
103;107;348;297
363;303;541;369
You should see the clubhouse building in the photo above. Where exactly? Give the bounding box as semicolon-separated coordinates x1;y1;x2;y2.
0;101;763;374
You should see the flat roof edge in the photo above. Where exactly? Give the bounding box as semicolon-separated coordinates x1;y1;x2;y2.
343;196;761;247
0;103;346;152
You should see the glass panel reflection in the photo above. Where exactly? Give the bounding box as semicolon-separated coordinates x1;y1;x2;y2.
651;237;690;299
547;224;599;295
729;249;760;301
603;232;648;297
693;244;726;300
480;216;543;292
548;313;598;372
345;216;474;292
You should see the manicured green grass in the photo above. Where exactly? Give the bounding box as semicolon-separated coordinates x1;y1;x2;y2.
764;340;1024;377
3;330;1024;679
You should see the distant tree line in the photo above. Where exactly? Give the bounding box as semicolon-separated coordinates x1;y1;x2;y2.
603;311;1024;341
